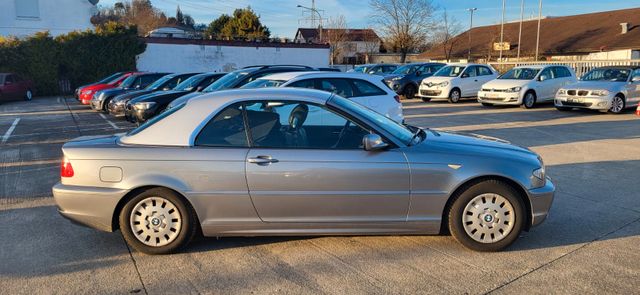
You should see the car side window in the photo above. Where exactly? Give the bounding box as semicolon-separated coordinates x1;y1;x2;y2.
244;100;370;149
195;103;248;147
540;68;554;80
351;79;386;97
632;69;640;81
288;79;316;89
5;75;14;83
463;66;478;77
319;78;355;98
478;66;492;76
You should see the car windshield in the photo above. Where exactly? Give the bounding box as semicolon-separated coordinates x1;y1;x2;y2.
351;65;370;73
174;75;205;91
241;79;286;88
499;68;540;80
203;70;251;92
581;68;630;82
392;64;419;75
329;95;415;145
146;75;173;90
118;75;138;88
434;66;466;77
101;72;124;84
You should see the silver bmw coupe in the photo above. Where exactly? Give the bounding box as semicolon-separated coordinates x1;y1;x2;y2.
53;88;554;254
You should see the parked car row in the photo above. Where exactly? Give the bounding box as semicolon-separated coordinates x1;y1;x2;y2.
411;63;640;114
78;65;406;125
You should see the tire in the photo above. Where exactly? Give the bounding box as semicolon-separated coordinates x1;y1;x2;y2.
25;89;33;101
421;97;432;103
609;95;625;114
481;102;493;107
119;187;198;254
403;84;417;99
448;180;525;252
520;91;536;109
102;98;112;113
448;88;461;103
555;106;572;111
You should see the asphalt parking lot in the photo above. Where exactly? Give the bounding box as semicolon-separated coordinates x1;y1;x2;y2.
1;96;639;294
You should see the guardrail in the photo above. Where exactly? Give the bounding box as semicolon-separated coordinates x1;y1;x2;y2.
487;60;640;77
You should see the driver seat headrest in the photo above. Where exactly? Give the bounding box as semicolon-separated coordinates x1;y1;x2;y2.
289;104;308;130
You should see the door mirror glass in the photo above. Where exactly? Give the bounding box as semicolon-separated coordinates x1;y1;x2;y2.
196;86;204;91
461;73;469;78
415;71;422;76
363;134;388;151
539;74;548;81
631;76;640;83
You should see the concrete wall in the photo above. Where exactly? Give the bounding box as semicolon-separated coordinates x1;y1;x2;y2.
0;0;96;37
137;40;331;72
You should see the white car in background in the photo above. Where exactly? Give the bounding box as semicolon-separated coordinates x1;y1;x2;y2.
417;63;498;103
478;65;576;108
555;66;640;114
242;71;404;123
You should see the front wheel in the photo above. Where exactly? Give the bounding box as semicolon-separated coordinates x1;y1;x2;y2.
481;102;493;107
609;95;625;114
448;89;461;103
520;91;536;109
403;84;417;99
119;188;198;254
448;180;525;252
421;97;432;103
25;89;33;101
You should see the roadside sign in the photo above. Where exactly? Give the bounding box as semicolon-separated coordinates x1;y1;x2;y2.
493;42;511;51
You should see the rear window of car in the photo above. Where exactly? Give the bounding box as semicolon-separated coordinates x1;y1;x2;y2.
351;79;387;96
126;103;185;136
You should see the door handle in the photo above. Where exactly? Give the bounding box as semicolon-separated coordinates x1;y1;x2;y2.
247;155;279;165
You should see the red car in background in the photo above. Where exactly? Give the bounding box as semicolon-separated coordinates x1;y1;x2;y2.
636;102;639;116
0;73;34;102
78;71;137;104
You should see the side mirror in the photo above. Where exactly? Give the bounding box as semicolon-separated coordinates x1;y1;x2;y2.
163;87;171;91
363;134;388;151
632;76;640;83
415;71;422;76
461;73;469;78
196;86;204;92
539;75;548;81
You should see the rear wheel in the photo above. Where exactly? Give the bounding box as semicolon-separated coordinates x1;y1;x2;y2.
609;95;625;114
119;188;197;254
481;102;493;107
403;84;417;99
421;97;432;103
448;180;525;252
25;89;33;101
448;88;461;103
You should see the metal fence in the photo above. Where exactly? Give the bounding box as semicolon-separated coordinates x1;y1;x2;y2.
487;60;640;77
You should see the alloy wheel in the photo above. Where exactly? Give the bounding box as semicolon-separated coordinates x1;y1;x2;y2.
524;93;535;108
449;90;461;103
610;96;624;113
462;193;515;244
129;196;182;247
25;90;33;101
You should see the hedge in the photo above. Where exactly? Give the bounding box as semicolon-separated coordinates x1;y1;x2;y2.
0;22;146;96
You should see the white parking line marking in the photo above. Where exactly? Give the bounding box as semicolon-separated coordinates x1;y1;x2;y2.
2;118;20;144
99;113;120;130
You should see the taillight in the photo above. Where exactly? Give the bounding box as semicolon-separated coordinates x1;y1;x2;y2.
61;158;74;178
394;95;401;103
636;103;640;116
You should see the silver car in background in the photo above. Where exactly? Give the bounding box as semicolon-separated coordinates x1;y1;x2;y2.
53;88;554;254
555;66;640;113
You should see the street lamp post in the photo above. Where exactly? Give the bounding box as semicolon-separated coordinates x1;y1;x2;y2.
535;0;543;61
467;8;477;61
498;0;506;61
517;0;524;61
297;4;323;42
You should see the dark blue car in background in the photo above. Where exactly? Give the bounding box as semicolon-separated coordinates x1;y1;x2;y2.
383;62;445;99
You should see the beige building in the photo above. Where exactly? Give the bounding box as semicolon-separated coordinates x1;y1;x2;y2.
294;28;380;64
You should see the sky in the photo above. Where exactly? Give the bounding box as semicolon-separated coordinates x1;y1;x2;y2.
98;0;640;38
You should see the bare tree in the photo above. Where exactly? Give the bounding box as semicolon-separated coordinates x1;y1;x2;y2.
433;9;462;62
370;0;437;63
324;15;348;65
362;27;380;63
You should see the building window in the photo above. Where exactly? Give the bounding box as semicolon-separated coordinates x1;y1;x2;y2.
15;0;40;19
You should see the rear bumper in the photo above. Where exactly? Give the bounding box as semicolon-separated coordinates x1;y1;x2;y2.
52;182;129;232
527;177;555;228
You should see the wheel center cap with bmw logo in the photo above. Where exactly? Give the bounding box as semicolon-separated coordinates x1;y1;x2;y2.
151;218;160;226
484;214;494;222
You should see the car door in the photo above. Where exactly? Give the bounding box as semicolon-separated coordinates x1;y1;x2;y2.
459;66;479;97
536;67;555;100
477;66;497;86
626;68;640;105
243;100;410;223
2;75;20;99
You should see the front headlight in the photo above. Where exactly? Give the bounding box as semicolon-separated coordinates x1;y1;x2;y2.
591;90;609;96
82;90;93;95
532;165;546;188
557;89;566;95
437;81;449;87
506;86;522;93
134;102;156;110
391;77;402;81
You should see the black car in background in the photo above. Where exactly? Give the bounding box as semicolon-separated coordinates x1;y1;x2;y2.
165;65;319;111
107;72;197;117
89;72;169;112
124;72;226;123
383;63;445;99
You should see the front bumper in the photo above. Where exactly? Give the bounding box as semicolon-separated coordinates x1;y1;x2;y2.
53;182;129;232
555;95;612;110
527;177;555;228
477;91;522;105
89;96;105;111
417;85;451;99
108;101;127;117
